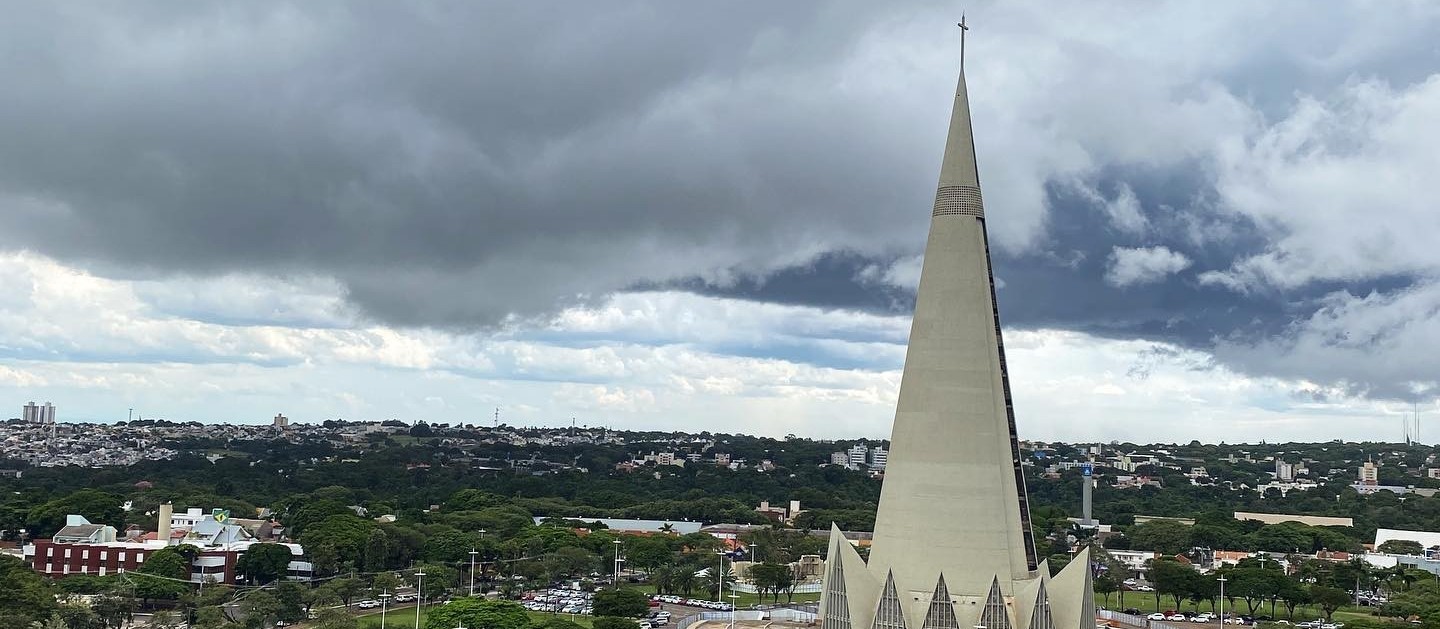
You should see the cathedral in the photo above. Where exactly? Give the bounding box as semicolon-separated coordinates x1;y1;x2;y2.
818;26;1096;629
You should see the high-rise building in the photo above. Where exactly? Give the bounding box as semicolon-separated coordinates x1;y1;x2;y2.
1359;460;1379;486
820;27;1094;629
24;402;56;424
847;444;869;469
272;413;289;429
869;446;888;471
1275;459;1294;481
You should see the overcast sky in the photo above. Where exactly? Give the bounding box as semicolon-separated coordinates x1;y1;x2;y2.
2;1;1438;442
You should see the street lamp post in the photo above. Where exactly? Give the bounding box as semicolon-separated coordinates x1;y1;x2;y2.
728;593;739;629
715;549;727;604
379;591;392;629
470;549;480;597
1217;576;1227;627
415;570;428;629
613;540;624;587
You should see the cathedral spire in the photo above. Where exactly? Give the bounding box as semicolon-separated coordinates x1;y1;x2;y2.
865;19;1037;598
823;22;1088;629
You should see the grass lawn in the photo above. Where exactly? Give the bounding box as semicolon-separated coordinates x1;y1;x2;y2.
356;606;594;629
1100;593;1386;624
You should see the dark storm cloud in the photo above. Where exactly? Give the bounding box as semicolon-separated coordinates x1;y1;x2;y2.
0;1;936;325
2;1;1440;403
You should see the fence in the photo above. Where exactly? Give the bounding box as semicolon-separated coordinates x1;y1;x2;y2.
728;582;824;594
677;607;816;629
1099;610;1147;627
769;607;818;623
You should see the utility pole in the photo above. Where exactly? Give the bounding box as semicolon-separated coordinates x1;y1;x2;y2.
715;549;727;603
613;540;623;587
470;549;479;597
379;591;391;629
1217;575;1227;627
415;570;427;629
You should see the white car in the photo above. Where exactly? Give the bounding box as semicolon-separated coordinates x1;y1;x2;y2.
1148;614;1167;621
1168;615;1187;622
357;600;380;609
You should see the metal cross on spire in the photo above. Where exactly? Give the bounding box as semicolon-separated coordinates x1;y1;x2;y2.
958;14;970;71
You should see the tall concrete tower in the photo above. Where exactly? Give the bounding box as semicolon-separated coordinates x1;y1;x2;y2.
819;24;1094;629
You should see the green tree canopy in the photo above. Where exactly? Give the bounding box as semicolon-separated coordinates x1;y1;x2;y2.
593;587;650;618
1308;585;1351;621
425;598;530;629
1128;520;1193;555
237;542;294;585
593;618;642;629
1378;539;1425;555
0;555;57;623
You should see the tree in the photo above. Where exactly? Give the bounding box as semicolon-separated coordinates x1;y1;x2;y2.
0;554;58;623
149;609;179;629
544;546;600;579
133;545;199;603
593;618;641;629
311;608;359;629
331;576;365;607
35;614;68;629
1128;520;1193;555
309;543;341;577
242;590;282;629
273;581;308;624
372;571;403;598
530;618;588;629
56;603;102;629
1309;586;1351;621
1277;578;1309;619
1150;559;1194;610
1094;573;1119;608
1228;567;1279;615
749;563;792;603
425;598;529;629
626;537;675;572
237;542;293;585
1378;540;1425;556
593;588;650;618
26;489;124;536
92;594;133;629
193;606;229;629
702;565;736;602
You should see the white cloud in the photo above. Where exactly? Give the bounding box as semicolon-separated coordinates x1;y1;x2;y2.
1105;246;1192;287
1205;76;1440;290
0;250;1426;441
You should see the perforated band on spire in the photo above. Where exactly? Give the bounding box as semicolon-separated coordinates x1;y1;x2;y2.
932;185;984;218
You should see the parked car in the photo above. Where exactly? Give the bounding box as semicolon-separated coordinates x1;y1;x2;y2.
1149;614;1167;621
1124;609;1143;616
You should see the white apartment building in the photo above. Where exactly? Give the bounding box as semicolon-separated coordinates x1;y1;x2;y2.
847;444;868;468
869;446;888;470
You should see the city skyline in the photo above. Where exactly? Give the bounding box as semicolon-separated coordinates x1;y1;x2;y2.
1;3;1438;441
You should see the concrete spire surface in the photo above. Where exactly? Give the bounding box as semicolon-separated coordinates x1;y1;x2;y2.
819;23;1092;629
863;20;1036;600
